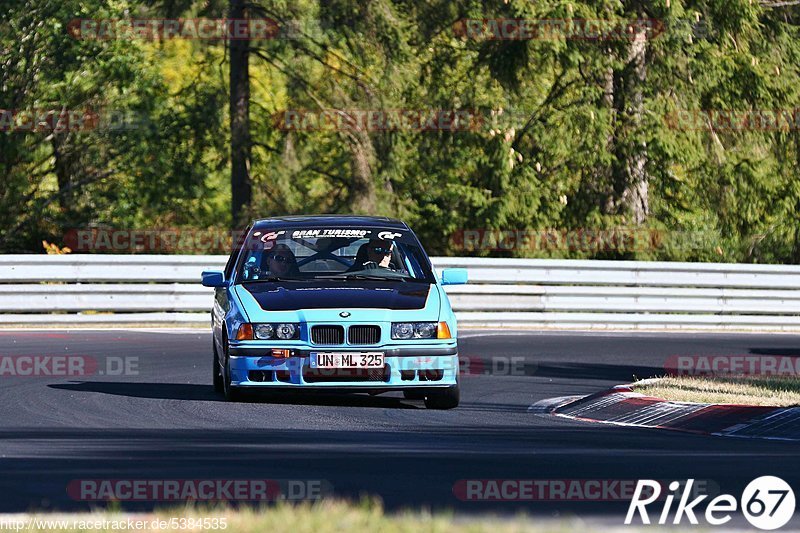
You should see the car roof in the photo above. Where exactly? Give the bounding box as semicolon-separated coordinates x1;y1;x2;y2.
251;215;409;231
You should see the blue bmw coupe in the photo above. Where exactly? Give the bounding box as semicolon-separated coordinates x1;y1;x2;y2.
202;215;467;408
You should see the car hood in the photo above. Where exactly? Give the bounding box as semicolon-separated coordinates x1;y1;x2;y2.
234;280;440;322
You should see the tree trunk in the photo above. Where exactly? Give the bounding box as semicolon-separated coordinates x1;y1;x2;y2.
51;135;74;217
229;0;251;228
345;128;377;214
619;20;649;224
603;14;650;225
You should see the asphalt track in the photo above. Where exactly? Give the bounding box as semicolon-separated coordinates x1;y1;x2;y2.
0;329;799;527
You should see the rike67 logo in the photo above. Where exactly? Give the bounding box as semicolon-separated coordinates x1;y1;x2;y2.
626;477;795;530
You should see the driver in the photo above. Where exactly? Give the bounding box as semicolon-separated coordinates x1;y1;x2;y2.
365;239;394;268
350;239;395;271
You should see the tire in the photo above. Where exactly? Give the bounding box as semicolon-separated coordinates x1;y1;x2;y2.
221;337;245;402
423;383;460;410
212;338;224;393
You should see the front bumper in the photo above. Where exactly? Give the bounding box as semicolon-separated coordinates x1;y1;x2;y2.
227;342;459;389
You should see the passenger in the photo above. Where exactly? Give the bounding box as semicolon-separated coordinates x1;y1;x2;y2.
264;243;300;277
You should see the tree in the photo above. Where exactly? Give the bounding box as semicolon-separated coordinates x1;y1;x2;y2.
229;0;252;228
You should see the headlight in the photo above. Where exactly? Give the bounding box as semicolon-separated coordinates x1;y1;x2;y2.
251;323;300;340
391;322;437;339
254;324;274;340
275;323;298;339
391;323;415;340
414;322;437;338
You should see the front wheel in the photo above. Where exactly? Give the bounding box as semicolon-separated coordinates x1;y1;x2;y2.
423;384;460;409
212;338;224;393
221;339;245;402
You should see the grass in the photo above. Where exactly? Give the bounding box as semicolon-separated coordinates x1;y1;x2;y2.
633;375;800;406
0;499;691;533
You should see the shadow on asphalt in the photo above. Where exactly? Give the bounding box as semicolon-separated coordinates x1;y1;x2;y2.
749;347;800;356
48;381;419;409
49;382;223;402
1;425;797;516
459;355;663;381
530;362;663;382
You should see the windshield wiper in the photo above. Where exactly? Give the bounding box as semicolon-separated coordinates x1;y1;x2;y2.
242;276;302;282
344;273;413;282
306;273;415;282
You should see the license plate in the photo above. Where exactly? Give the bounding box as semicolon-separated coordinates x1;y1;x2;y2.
310;352;385;369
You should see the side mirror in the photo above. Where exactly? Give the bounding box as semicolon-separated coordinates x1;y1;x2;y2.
441;268;468;286
201;270;228;288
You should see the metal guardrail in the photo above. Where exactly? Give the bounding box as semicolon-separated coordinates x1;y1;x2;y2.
2;255;800;330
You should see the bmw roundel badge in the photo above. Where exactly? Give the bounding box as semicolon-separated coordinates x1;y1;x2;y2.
339;311;351;318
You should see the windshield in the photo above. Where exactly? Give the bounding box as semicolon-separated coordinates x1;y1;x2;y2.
234;227;435;283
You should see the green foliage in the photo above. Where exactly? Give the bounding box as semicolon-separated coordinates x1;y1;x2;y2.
2;0;800;262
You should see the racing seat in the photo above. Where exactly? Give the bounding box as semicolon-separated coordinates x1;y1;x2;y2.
346;244;371;272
